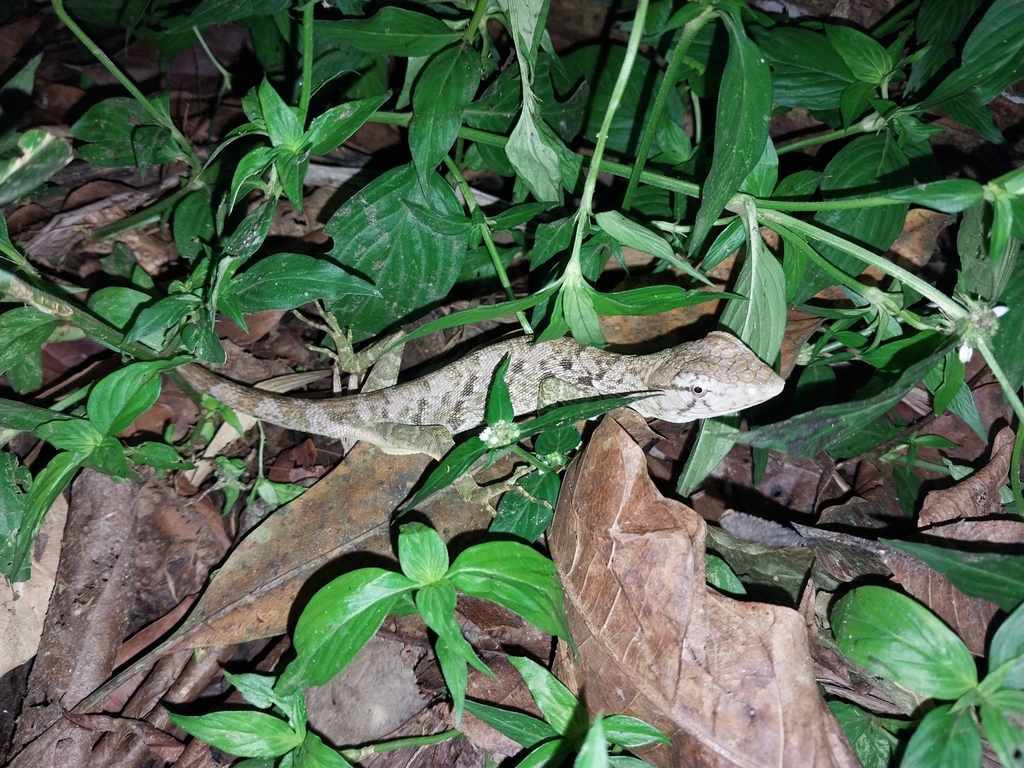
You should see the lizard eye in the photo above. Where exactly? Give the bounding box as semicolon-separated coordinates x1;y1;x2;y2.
691;385;705;396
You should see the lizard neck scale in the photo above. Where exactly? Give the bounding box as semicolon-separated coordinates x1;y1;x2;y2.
177;332;784;459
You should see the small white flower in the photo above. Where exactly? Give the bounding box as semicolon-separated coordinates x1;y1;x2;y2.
480;420;521;449
958;342;974;363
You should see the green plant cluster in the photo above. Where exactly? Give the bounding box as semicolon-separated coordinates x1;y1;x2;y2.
1;0;1023;765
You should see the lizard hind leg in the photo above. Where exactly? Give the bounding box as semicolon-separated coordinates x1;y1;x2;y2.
356;422;455;461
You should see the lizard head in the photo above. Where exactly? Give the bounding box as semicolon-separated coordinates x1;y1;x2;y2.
635;331;785;422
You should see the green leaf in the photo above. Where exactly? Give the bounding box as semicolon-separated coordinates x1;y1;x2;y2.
989;600;1024;689
409;44;479;182
463;700;558;749
562;281;603;348
735;340;952;458
508;656;587;739
919;0;1024;109
828;701;902;768
228;146;275;212
34;419;104;454
831;585;978;700
258;79;302;151
233;254;379;313
87;286;151;331
322;163;465;341
595;211;674;262
305;93;390;157
491;470;559;542
688;15;772;255
407;436;489;508
795;135;911;302
485;356;515;426
316;8;460;57
274;150;308;213
297;731;354;768
435;633;471;725
87;360;179;436
752;26;855;111
70;99;177;169
278;568;416;692
0;129;73;206
719;227;786;362
601;716;669;748
705;553;746;596
222;198;275;260
825;25;893;85
397;522;449;585
450;542;571;642
574;714;608;768
169;0;290;31
130;441;192;471
0;398;72;433
589;285;723;317
884;179;985;213
132;124;171;177
900;704;981;768
126;294;201;344
980;693;1024;768
882;538;1024;613
169;711;301;758
505;108;561;203
6;451;86;583
0;307;57;380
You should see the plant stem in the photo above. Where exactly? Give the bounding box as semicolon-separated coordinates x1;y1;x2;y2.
298;0;314;125
464;0;488;43
753;206;965;320
566;0;651;283
193;26;231;98
622;6;715;210
52;0;201;171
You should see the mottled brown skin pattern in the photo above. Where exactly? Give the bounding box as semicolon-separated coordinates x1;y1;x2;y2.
177;332;784;459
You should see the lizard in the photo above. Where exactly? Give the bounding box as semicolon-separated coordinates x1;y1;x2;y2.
176;331;785;461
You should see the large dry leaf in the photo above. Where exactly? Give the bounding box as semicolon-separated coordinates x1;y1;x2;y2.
549;417;858;768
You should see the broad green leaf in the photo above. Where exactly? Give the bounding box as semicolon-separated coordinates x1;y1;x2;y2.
575;714;609;768
34;419;103;454
705;553;746;596
980;693;1024;768
409;44;480;182
882;538;1024;613
278;568;416;692
688;15;772;255
274;150;308;213
508;656;587;738
233;254;379;313
561;44;685;157
825;25;893;85
228;146;275;211
505;108;561;203
498;0;546;82
990;252;1024;392
0;398;72;433
589;286;723;317
832;586;977;699
5;451;86;583
677;414;740;497
794;134;911;303
87;286;151;332
562;281;603;348
173;188;215;259
752;26;855;111
132;124;171;177
595;211;674;262
0;129;73;206
907;0;981;94
828;701;903;768
397;522;449;585
222;671;278;710
70;99;176;169
450;542;571;642
463;700;558;748
316;8;460;57
170;0;290;31
517;738;574;768
601;716;669;748
406;437;488;508
434;633;471;726
126;294;201;344
0;307;57;380
719;228;786;362
258;79;302;151
322;163;465;341
900;704;981;768
298;731;354;768
485;356;515;425
884;179;985;213
222;197;276;259
989;600;1024;690
130;441;192;471
735;338;951;457
169;711;301;758
919;0;1024;109
87;360;179;436
738;138;778;198
305;93;390;157
491;470;560;542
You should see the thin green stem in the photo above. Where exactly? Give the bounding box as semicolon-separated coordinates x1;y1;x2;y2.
977;338;1024;513
298;0;314;125
52;0;200;171
566;0;650;283
754;195;913;212
441;156;532;334
342;729;462;762
754;206;965;320
193;27;231;98
464;0;488;43
622;7;715;210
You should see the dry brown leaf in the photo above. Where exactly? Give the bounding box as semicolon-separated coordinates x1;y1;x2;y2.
549;417;858;768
